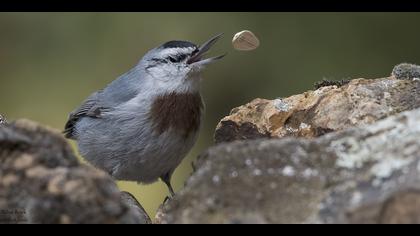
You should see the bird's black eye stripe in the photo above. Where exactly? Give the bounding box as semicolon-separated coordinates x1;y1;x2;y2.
149;54;188;65
168;56;177;63
150;58;167;64
167;54;187;63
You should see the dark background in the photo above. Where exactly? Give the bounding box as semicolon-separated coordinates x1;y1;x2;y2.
1;12;419;215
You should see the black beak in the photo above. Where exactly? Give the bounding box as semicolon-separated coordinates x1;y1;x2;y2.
187;33;225;65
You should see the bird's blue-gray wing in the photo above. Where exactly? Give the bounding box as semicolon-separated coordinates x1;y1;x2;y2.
64;90;106;139
64;69;142;139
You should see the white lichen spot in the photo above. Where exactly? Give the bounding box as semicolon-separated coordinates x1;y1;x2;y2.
332;138;369;169
245;158;253;166
302;168;319;179
253;169;262;176
370;158;412;179
282;165;295;177
230;171;238;178
380;79;398;89
413;78;420;81
299;123;311;129
331;120;415;186
273;98;290;112
212;175;221;184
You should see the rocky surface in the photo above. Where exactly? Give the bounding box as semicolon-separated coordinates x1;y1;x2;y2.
0;115;6;125
0;119;150;224
214;76;420;143
159;64;420;224
392;63;420;80
158;107;420;224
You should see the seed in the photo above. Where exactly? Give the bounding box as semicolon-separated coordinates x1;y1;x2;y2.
232;30;260;51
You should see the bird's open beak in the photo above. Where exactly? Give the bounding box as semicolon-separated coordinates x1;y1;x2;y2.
187;33;226;66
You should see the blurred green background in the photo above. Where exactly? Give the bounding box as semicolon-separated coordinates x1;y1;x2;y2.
1;12;420;216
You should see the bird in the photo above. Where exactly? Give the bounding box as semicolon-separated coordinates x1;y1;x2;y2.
64;34;225;197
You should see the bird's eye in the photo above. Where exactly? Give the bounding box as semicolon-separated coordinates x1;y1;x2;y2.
168;56;177;63
167;54;187;63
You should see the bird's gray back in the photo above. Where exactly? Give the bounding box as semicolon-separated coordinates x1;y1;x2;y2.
64;66;144;139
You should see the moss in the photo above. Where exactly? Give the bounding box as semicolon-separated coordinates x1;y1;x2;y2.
314;79;351;90
392;63;420;80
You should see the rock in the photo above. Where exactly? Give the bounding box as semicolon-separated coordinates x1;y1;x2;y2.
0;115;6;125
215;76;420;143
120;191;152;224
0;119;150;224
160;108;420;223
392;63;420;80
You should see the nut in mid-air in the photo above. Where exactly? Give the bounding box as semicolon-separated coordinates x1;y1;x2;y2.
64;34;225;198
232;30;260;51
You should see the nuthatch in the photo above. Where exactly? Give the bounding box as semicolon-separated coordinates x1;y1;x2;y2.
64;34;224;197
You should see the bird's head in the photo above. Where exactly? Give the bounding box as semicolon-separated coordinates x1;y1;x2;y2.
138;33;225;93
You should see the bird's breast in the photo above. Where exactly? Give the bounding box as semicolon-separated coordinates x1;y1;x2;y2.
149;92;203;138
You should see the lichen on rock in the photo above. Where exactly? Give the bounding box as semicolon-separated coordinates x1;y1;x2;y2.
159;108;420;223
160;64;420;224
392;63;420;80
215;76;420;143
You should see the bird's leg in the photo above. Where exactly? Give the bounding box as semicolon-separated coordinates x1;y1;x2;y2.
160;172;175;199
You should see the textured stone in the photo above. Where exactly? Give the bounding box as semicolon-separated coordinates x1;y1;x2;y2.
120;191;152;224
392;63;420;80
160;108;420;224
0;115;6;125
0;119;150;224
215;76;420;143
